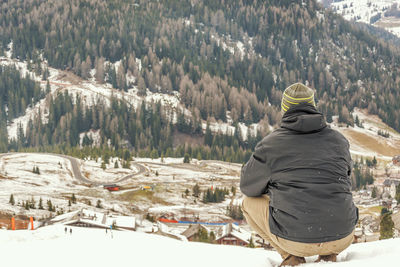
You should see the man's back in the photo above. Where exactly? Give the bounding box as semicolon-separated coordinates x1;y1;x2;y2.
240;104;358;243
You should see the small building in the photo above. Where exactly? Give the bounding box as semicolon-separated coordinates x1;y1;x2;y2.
181;224;211;241
215;223;252;247
393;155;400;166
51;209;136;231
103;184;120;191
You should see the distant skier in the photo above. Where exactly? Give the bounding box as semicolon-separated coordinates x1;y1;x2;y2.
70;228;72;235
240;83;358;266
64;227;67;234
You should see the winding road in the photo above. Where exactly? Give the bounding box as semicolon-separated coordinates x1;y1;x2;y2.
0;152;147;186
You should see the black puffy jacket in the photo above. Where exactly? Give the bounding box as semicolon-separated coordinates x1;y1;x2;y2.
240;104;358;243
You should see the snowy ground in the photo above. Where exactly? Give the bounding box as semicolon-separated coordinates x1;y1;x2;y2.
331;108;400;161
329;0;400;37
0;224;399;267
80;157;137;184
0;153;141;218
0;153;243;222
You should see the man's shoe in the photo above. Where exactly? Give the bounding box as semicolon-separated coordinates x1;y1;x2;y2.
279;255;306;266
315;254;337;262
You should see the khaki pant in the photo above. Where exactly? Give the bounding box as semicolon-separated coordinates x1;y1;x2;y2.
242;195;354;259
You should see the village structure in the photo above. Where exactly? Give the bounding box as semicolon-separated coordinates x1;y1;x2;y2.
351;155;400;243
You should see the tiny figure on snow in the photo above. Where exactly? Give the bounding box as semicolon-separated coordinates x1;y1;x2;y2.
64;227;67;234
70;228;72;235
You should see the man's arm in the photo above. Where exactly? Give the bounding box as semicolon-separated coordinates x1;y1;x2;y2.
240;142;270;197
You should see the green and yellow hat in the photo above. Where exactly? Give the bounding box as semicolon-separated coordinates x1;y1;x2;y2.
281;83;316;114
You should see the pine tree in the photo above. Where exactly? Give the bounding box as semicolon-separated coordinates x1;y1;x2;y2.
372;156;377;167
371;187;377;198
47;199;53;212
38;197;43;209
114;160;119;168
9;194;15;205
396;184;400;203
193;184;200;198
247;236;255;248
231;186;236;196
380;212;394;240
71;193;76;204
101;161;106;170
68;199;71;206
96;199;102;208
30;196;36;209
183;153;190;163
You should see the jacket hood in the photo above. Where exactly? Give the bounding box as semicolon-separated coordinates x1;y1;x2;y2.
280;103;327;133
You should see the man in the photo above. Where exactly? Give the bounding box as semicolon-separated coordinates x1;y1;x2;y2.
240;83;358;266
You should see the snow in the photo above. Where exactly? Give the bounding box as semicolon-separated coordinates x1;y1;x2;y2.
0;153;83;216
80;157;137;184
201;121;260;140
329;0;400;37
6;41;13;58
79;129;101;147
0;224;400;266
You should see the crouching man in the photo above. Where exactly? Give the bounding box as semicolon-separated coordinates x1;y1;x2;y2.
240;83;358;266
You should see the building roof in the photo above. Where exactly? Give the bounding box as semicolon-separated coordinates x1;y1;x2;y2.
50;208;135;229
216;223;252;243
181;224;211;238
383;179;400;187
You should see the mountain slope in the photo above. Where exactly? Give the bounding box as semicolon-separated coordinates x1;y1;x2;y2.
1;0;400;163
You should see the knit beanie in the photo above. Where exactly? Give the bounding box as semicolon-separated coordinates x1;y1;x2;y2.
281;83;316;114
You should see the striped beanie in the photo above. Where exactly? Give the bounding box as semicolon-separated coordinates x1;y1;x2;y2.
281;83;316;114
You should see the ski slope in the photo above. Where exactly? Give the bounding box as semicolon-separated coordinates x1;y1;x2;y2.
0;224;399;267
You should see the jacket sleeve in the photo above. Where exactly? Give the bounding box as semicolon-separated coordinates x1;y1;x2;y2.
240;141;270;197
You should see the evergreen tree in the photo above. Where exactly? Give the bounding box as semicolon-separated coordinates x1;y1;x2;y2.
114;160;119;168
9;194;15;205
193;184;200;198
96;199;102;208
231;186;236;196
380;212;394;240
247;236;255;248
396;184;400;203
47;199;54;212
38;197;43;209
183;153;190;163
371;187;377;198
101;161;106;170
71;193;77;204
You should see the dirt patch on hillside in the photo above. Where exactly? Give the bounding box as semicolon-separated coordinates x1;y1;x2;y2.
173;131;204;147
342;129;400;157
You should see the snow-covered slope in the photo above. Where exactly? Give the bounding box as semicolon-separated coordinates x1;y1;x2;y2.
325;0;400;37
332;108;400;161
0;224;399;267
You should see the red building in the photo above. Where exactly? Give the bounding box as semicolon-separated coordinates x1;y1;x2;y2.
103;184;120;191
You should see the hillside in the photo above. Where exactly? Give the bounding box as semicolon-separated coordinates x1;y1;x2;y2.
1;0;400;159
1;224;399;267
324;0;400;37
